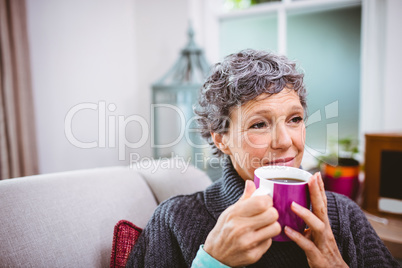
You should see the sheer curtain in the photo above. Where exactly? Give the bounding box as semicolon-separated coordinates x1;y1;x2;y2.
0;0;38;179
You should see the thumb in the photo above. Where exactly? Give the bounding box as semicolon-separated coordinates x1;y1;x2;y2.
240;179;256;201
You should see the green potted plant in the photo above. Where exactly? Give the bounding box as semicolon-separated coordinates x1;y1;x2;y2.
318;137;360;201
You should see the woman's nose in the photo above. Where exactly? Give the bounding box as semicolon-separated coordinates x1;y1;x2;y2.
271;123;292;150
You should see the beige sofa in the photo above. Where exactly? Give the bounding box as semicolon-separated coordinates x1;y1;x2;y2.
0;159;212;267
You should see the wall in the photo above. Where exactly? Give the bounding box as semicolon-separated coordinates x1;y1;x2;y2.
383;0;402;131
358;0;402;225
133;0;189;159
26;0;189;174
360;0;402;144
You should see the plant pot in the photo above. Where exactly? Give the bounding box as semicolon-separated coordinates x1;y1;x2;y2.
321;158;360;201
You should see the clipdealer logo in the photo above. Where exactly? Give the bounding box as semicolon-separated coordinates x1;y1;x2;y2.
64;101;208;161
64;100;342;165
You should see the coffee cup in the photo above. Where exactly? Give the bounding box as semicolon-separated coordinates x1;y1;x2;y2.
252;166;312;242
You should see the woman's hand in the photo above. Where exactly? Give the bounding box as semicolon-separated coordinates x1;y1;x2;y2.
284;172;348;268
204;180;281;267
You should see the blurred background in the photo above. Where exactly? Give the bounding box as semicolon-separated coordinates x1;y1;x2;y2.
1;0;401;178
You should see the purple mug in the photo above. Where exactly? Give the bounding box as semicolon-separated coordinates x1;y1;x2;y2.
253;166;312;242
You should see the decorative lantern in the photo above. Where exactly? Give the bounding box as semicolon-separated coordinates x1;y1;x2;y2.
152;25;211;169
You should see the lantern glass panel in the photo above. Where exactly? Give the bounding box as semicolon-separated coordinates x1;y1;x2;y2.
152;26;222;180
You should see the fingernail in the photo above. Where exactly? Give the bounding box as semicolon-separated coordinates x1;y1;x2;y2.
284;226;294;236
245;180;251;188
314;173;319;185
291;201;302;211
318;172;323;181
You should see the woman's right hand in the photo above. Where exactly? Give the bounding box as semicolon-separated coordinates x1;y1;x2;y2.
203;180;281;267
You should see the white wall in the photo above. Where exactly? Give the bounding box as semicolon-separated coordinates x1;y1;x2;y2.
26;0;189;174
134;0;189;157
383;0;402;131
360;0;402;144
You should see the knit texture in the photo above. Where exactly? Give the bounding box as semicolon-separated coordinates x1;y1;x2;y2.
126;159;400;268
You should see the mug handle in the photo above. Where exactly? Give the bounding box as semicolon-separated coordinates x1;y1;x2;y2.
251;187;272;197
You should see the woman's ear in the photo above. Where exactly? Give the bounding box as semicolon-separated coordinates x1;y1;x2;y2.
211;132;231;155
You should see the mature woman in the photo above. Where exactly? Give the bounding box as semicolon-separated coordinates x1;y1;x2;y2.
126;49;399;267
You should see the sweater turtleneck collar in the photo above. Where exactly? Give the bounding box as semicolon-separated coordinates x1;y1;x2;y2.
204;157;246;220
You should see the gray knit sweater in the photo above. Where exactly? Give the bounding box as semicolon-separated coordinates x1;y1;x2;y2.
126;160;399;268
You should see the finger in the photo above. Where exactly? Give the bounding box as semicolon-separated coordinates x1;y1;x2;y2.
291;201;325;234
317;172;327;207
242;237;273;265
256;236;272;254
244;207;279;230
239;180;256;201
237;195;273;217
308;173;328;223
284;226;321;259
254;221;281;242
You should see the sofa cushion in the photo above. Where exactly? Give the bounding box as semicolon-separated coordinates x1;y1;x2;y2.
110;220;142;268
132;158;212;203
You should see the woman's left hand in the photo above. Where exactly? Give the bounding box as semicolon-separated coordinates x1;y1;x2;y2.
284;172;348;268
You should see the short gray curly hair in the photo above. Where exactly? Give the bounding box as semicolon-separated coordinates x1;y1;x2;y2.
194;49;307;157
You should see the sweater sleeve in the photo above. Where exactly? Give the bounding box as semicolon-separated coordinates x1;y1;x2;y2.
328;192;400;268
191;245;231;268
125;203;187;268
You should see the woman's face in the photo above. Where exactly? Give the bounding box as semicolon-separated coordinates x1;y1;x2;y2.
213;89;306;181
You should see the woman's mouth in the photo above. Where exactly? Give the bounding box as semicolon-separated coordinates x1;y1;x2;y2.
264;157;295;167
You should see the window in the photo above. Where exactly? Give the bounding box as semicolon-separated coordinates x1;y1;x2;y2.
218;0;361;156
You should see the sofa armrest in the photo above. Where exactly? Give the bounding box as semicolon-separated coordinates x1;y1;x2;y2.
0;166;157;268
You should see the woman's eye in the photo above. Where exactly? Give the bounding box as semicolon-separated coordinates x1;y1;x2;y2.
250;122;267;129
290;116;303;123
